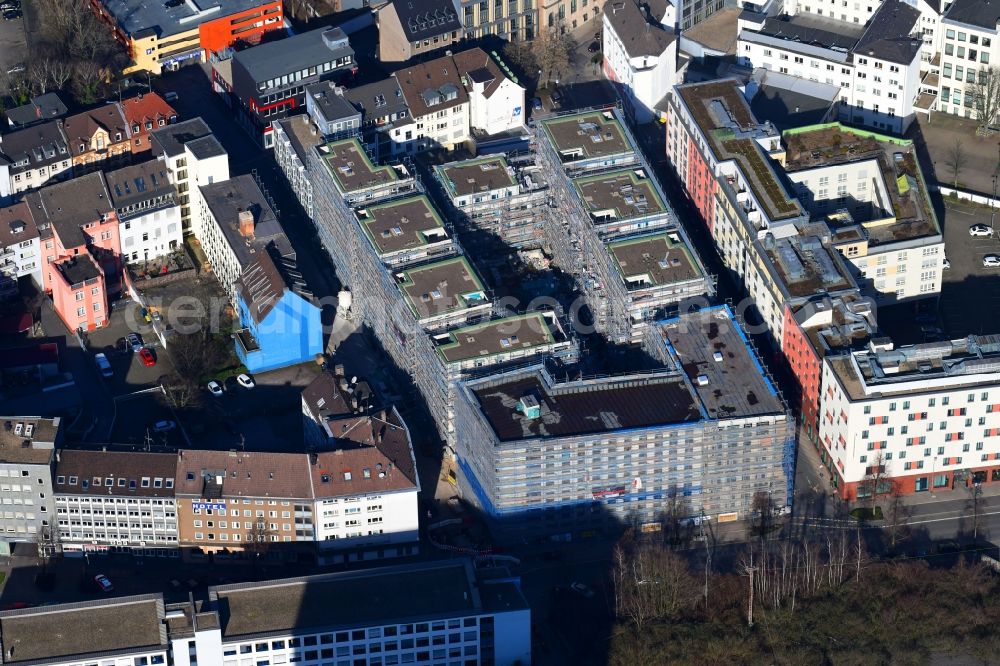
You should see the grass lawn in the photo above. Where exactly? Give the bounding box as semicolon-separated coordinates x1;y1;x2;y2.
850;506;884;521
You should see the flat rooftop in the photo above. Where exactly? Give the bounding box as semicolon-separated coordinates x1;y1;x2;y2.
56;254;101;286
320;137;399;194
677;80;802;221
437;156;516;198
212;561;498;637
436;312;558;363
830;335;1000;400
396;256;487;320
659;307;785;419
100;0;275;40
0;417;57;465
541;110;634;162
275;116;323;165
470;367;700;442
573;168;666;221
200;175;287;267
0;596;164;664
764;225;854;298
358;195;448;256
783;124;940;243
608;232;701;289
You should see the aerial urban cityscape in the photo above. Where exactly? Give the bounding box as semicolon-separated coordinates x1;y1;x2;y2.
0;0;998;660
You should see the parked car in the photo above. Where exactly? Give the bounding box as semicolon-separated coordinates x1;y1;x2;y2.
138;347;156;367
942;257;950;270
207;380;224;397
531;97;543;110
164;91;178;102
3;9;21;20
94;353;113;378
551;89;563;105
139;307;152;323
969;224;995;237
152;420;176;433
126;333;143;352
984;254;1000;268
94;574;114;593
569;582;595;598
236;373;255;389
6;63;24;74
587;41;600;53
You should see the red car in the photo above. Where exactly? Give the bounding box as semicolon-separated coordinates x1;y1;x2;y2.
139;347;156;367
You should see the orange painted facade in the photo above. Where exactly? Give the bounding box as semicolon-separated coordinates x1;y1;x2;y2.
781;306;822;440
833;463;1000;502
684;135;717;233
198;0;283;55
51;255;109;332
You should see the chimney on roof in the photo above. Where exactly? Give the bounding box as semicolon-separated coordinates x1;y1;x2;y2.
238;209;254;238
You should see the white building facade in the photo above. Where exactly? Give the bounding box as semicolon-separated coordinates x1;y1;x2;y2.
819;336;1000;500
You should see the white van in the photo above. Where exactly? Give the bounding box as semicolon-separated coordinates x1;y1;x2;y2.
94;352;113;378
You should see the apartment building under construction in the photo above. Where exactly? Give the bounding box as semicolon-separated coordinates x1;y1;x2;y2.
534;107;715;345
288;135;577;448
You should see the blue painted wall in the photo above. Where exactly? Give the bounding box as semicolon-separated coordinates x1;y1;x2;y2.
235;289;322;373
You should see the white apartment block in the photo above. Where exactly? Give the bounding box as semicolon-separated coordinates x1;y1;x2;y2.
0;560;531;666
819;335;1000;499
53;450;179;556
935;0;1000;120
106;161;183;264
738;0;924;133
0;120;73;200
272;117;321;221
0;202;42;297
602;0;678;123
150;119;230;237
0;417;59;555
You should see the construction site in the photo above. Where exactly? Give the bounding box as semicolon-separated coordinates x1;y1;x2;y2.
534;107;716;345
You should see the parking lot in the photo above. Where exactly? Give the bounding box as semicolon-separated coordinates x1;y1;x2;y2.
85;300;174;396
0;1;25;78
938;199;1000;338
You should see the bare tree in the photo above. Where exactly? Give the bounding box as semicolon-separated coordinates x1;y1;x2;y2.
973;66;1000;134
750;490;775;537
72;61;103;105
168;331;225;384
968;480;984;541
946;139;967;188
612;534;698;630
49;60;74;90
33;526;57;573
160;375;200;410
885;479;910;550
860;450;890;511
502;41;539;81
28;61;52;96
533;23;575;87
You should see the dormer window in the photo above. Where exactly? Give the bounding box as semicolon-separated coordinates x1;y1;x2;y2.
115;133;121;142
79;143;85;152
133;124;140;133
146;121;153;130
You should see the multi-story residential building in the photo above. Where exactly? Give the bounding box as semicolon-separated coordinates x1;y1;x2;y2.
540;0;604;34
0;594;172;666
781;293;876;441
303;81;362;139
455;306;794;540
226;27;356;148
457;0;538;40
666;79;942;350
0;416;60;556
174;449;316;559
0;120;72;198
602;0;678;123
120;92;178;155
53;450;179;557
295;135;576;449
200;175;321;370
62;104;133;175
0;202;42;298
935;0;1000;120
376;0;463;63
432;153;551;249
535;107;713;345
394;48;526;153
0;560;531;666
105;160;182;263
820;335;1000;499
233;242;323;373
4;92;68;130
272;116;325;220
29;172;120;332
150;118;230;235
738;0;925;133
89;0;283;74
342;78;413;160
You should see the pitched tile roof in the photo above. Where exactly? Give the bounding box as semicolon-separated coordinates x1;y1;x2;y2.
120;92;178;136
395;54;471;117
311;408;418;498
389;0;461;42
62;104;130;157
27;172;114;249
603;0;676;59
175;450;315;499
54;450;178;497
0;202;39;249
0;120;70;173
